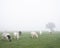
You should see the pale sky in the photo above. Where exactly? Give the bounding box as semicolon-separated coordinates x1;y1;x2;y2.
0;0;60;31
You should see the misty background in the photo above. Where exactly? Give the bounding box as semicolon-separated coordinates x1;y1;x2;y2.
0;0;60;31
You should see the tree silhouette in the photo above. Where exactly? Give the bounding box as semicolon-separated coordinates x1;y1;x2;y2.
46;22;56;34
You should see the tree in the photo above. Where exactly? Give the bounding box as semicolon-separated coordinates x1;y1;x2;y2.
46;22;56;34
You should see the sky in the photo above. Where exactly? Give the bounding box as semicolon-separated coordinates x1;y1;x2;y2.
0;0;60;31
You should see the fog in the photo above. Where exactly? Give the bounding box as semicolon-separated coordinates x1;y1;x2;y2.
0;0;60;31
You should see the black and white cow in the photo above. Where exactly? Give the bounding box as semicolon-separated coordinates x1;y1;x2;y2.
2;32;12;42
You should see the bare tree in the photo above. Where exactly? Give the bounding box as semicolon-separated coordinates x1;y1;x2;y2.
46;22;56;34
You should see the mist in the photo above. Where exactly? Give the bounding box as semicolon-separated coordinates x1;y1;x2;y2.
0;0;60;31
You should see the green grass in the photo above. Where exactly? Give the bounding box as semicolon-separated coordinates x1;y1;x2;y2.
0;32;60;48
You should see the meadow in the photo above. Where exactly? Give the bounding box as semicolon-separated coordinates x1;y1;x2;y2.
0;32;60;48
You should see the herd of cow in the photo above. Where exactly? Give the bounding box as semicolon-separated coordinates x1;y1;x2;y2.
1;31;42;42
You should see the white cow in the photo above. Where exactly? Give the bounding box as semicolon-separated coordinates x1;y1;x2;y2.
2;32;12;42
40;31;42;35
13;32;20;40
31;31;38;38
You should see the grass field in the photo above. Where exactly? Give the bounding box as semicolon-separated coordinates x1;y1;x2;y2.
0;32;60;48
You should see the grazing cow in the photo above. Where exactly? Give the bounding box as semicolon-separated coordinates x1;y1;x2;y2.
31;31;38;38
13;32;19;40
2;32;12;42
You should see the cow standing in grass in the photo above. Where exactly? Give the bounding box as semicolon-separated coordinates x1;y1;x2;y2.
31;31;38;38
13;31;22;40
2;32;12;42
40;31;42;35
